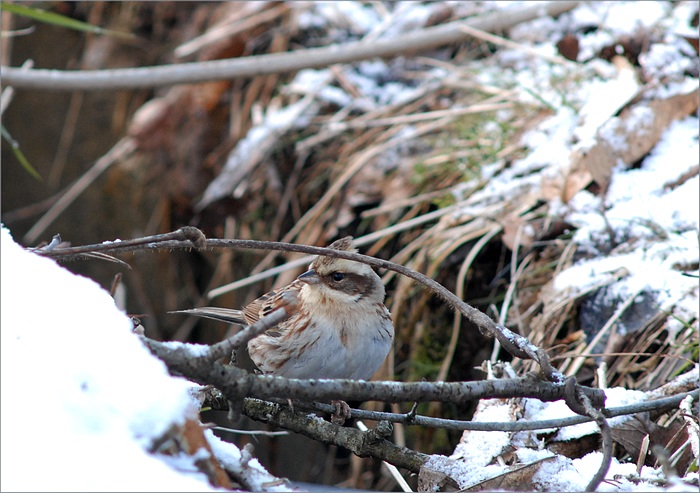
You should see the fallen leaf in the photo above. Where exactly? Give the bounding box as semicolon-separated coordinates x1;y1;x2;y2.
465;457;558;491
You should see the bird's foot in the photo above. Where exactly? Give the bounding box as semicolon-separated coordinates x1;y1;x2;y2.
331;399;351;425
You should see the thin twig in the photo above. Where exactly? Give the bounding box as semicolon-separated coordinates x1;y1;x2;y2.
36;226;207;257
261;389;698;432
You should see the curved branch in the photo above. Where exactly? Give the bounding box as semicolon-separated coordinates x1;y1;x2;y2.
587;410;612;492
565;378;613;492
1;2;579;91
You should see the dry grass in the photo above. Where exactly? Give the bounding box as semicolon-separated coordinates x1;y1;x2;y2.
4;1;697;489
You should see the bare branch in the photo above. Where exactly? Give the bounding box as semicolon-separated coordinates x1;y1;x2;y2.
2;2;579;91
289;390;700;432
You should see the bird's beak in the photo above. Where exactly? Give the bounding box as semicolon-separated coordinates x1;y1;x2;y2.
297;269;321;285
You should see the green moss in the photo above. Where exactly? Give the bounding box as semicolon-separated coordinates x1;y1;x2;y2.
406;321;453;382
432;192;456;209
410;106;522;197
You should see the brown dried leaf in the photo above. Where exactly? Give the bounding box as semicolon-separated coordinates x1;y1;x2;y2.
564;89;699;201
501;214;535;251
152;418;233;489
556;34;580;62
547;434;600;459
682;35;699;54
561;157;594;203
610;413;658;461
418;465;461;492
465;457;558;492
653;418;693;473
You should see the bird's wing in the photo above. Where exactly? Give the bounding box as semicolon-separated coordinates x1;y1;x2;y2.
172;280;303;333
242;280;303;335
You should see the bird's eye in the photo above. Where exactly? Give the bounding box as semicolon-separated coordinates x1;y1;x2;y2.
331;272;345;282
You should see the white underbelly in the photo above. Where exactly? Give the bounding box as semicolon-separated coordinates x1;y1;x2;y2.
276;318;392;380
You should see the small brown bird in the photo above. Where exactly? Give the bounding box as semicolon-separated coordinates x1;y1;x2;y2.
180;237;394;381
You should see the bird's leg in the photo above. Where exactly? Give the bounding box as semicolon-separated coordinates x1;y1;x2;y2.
331;399;351;425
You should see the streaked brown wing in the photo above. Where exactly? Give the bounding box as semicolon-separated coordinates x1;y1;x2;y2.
173;280;302;336
242;279;303;329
